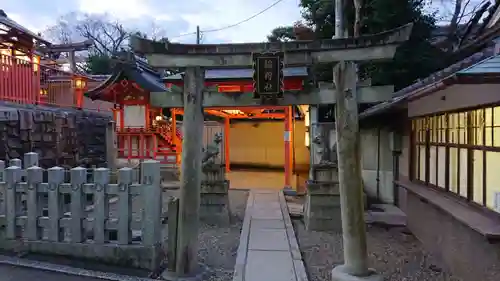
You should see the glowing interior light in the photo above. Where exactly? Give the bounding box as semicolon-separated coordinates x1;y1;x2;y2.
222;109;245;115
217;85;242;92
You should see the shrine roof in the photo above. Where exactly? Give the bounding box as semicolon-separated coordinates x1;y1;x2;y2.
85;52;171;100
162;67;308;81
0;9;51;45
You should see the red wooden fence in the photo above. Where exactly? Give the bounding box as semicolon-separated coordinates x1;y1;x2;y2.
0;53;112;112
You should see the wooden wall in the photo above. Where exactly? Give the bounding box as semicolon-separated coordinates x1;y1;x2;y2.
228;120;309;171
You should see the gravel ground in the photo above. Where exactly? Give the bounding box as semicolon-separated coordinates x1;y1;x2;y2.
293;219;461;281
198;189;248;281
111;188;248;281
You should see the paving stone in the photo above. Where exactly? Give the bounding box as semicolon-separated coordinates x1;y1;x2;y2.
249;228;289;251
245;250;295;281
251;208;282;219
236;190;308;281
253;201;281;209
251;219;285;229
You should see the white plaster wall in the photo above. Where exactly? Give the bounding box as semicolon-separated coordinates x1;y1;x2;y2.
360;127;395;204
124;105;146;128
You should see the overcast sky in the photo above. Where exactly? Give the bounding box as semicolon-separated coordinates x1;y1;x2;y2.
0;0;304;43
0;0;491;44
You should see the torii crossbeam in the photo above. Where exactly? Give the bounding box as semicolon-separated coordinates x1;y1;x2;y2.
131;23;413;68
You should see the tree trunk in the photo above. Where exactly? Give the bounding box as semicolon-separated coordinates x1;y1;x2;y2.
445;0;463;51
353;0;363;37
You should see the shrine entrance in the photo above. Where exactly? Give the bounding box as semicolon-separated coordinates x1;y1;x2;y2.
85;56;309;190
130;23;413;279
163;67;310;190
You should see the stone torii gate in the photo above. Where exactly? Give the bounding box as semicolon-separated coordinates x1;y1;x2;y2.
130;23;412;280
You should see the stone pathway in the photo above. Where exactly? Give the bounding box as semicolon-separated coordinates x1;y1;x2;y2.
233;190;308;281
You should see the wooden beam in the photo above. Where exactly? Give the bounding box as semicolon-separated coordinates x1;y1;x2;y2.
204;109;229;118
131;24;413;68
229;113;285;119
209;106;286;110
224;117;230;173
176;109;284;119
150;85;394;108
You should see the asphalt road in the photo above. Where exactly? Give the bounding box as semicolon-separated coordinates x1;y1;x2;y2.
0;264;106;281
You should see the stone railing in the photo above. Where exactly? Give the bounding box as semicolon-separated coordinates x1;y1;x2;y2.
0;152;164;270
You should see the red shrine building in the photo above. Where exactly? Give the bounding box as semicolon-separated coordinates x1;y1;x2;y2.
85;52;311;189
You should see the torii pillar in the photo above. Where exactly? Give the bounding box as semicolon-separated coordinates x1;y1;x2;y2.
130;24;412;280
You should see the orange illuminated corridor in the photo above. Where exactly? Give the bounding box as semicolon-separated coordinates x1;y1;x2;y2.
172;105;306;191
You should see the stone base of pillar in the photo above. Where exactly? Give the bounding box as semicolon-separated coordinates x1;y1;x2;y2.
160;167;180;182
331;265;383;281
200;180;231;225
162;263;210;281
304;180;342;232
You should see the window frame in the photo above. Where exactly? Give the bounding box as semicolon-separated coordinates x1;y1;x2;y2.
410;105;500;215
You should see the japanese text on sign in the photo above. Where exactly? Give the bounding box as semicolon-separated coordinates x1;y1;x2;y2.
252;52;284;95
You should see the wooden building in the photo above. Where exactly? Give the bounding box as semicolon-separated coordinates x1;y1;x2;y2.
359;6;500;280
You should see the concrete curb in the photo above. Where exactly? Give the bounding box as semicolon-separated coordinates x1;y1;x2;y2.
278;191;309;281
0;255;157;281
232;191;254;281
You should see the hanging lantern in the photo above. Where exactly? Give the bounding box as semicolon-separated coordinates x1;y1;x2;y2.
32;55;40;72
74;76;87;89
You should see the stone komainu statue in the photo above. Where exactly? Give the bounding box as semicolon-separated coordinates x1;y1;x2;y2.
202;132;223;169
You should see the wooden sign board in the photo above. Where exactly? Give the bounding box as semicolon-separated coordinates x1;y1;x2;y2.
252;52;284;100
318;105;335;122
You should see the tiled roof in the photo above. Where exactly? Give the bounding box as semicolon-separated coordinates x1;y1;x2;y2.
360;46;497;118
360;39;500;119
85;52;170;100
459;55;500;74
458;47;500;75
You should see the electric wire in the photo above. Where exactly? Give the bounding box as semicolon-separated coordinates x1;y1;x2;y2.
168;0;287;40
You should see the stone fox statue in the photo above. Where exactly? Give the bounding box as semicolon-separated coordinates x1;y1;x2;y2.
202;132;223;168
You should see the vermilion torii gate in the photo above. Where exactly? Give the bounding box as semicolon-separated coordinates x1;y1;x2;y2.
131;23;412;280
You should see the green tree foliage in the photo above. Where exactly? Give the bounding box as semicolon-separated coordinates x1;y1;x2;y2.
269;0;447;90
267;26;295;42
84;54;113;75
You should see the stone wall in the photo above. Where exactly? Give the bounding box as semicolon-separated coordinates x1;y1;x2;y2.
0;103;112;169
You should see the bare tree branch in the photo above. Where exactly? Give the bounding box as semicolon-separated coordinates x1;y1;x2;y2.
432;0;490;51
